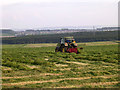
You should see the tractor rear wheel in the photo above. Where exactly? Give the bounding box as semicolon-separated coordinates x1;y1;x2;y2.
55;47;59;52
60;44;65;52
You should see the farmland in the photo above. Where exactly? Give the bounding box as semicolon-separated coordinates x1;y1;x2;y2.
2;41;119;88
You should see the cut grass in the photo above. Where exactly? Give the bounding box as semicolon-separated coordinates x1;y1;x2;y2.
2;41;119;88
2;75;118;86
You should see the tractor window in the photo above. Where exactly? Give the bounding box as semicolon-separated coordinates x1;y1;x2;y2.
61;38;65;44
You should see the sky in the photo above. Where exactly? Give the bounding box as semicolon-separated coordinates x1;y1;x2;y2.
0;0;119;30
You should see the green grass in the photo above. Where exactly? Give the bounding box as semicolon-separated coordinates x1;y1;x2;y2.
2;41;119;88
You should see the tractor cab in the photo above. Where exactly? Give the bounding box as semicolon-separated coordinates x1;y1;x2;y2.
60;37;77;46
55;36;79;53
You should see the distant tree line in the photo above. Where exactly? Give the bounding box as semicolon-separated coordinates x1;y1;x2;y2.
1;29;16;36
2;31;118;44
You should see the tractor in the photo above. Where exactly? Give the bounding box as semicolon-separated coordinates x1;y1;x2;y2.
55;36;82;54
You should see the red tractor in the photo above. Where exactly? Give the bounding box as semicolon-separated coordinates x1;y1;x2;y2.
55;36;82;54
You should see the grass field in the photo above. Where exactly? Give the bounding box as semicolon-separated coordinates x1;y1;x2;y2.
2;41;119;88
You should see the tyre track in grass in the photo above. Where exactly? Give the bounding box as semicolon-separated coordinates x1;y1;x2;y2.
65;61;89;65
54;81;118;88
2;73;63;79
2;74;118;86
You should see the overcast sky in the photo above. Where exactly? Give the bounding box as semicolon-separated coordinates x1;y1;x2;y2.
0;0;119;30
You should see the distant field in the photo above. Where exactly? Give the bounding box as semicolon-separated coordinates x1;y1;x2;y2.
2;41;119;88
24;43;57;48
5;41;117;48
0;36;15;38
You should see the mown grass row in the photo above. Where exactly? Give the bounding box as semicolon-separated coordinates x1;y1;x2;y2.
2;76;119;88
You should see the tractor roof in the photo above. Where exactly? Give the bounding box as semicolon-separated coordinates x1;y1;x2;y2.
62;36;74;40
